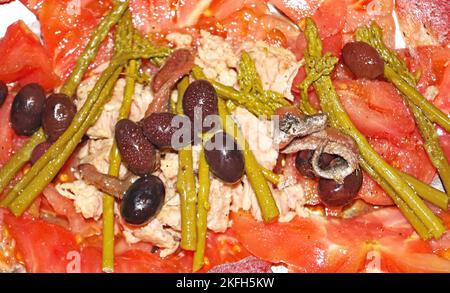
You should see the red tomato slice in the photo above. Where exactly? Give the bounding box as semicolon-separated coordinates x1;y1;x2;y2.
0;93;15;166
343;0;394;32
231;208;450;272
209;0;266;21
439;131;450;161
403;46;450;115
0;21;60;90
269;0;321;23
130;0;178;35
177;0;213;28
3;210;79;273
335;80;416;142
311;0;347;38
39;0;113;79
230;211;368;272
19;0;44;14
434;65;450;115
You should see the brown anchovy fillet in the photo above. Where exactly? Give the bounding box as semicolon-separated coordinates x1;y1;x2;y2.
145;49;196;115
274;106;328;149
282;128;360;183
78;164;134;199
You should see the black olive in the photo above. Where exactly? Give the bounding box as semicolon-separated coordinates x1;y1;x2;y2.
204;131;245;184
115;119;158;176
42;93;77;142
295;150;335;179
342;41;384;80
182;80;219;133
0;81;8;107
10;83;46;136
318;168;363;207
121;175;165;226
30;141;52;165
140;112;191;149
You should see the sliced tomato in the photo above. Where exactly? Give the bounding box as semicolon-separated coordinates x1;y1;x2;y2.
0;93;15;166
230;211;368;272
3;210;79;273
231;208;450;272
115;250;181;273
130;0;178;35
406;46;450;91
39;0;113;79
0;21;60;90
311;0;347;38
177;0;213;28
439;131;450;161
19;0;44;14
335;80;416;142
343;0;394;32
434;65;450;115
403;46;450;115
269;0;321;23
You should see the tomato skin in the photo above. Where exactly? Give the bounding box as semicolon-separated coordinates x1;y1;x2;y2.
3;210;79;273
336;80;416;142
231;209;450;273
39;0;113;79
0;21;60;90
269;0;321;24
0;93;15;166
19;0;44;13
439;131;450;161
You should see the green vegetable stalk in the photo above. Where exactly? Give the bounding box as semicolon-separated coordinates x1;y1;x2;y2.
302;18;445;239
356;23;450;195
218;99;279;223
193;148;210;271
176;77;197;251
0;1;129;199
102;10;136;273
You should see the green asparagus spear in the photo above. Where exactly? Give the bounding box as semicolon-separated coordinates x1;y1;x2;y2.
193;148;210;271
102;10;137;273
176;77;197;251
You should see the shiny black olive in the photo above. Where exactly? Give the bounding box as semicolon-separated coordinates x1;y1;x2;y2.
115;119;158;176
295;150;335;179
10;83;46;136
121;175;165;226
204;131;245;183
0;81;8;107
342;41;384;80
182;80;219;133
42;93;77;142
140;112;191;149
30;141;52;165
318;168;363;207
